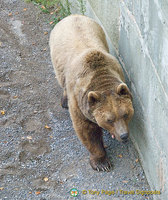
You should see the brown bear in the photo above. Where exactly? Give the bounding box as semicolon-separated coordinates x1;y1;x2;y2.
49;14;134;172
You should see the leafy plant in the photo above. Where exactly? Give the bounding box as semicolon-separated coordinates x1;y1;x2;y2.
25;0;86;26
77;0;86;15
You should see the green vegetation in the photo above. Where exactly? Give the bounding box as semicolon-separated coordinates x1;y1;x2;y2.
26;0;86;26
77;0;86;15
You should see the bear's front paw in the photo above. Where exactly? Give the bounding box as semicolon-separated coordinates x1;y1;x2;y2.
90;156;112;172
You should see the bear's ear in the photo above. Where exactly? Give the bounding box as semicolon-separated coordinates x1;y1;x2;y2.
88;91;101;105
117;83;130;96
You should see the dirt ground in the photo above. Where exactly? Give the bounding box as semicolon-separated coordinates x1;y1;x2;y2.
0;0;153;200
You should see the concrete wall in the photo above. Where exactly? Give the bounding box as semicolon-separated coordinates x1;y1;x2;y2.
70;0;168;199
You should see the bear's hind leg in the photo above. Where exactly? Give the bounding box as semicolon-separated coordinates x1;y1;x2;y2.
61;89;68;109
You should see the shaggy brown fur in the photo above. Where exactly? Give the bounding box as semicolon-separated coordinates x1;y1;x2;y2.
49;14;134;171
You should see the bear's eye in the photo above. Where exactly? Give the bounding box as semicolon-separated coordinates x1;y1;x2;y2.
107;119;114;124
123;114;128;119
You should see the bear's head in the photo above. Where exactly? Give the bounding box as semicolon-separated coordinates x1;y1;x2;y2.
88;83;134;142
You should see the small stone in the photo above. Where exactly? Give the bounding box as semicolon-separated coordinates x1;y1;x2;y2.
43;177;49;182
45;125;51;129
35;191;41;195
27;136;32;140
1;110;5;115
122;180;128;183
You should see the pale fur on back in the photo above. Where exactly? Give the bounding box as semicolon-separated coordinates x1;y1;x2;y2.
49;14;125;102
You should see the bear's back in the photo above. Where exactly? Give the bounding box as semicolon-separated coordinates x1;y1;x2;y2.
49;15;109;87
50;14;109;57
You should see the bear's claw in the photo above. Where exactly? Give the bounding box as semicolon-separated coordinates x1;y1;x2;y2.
96;167;100;172
90;157;112;172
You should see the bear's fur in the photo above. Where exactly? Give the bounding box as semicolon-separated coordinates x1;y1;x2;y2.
49;14;134;171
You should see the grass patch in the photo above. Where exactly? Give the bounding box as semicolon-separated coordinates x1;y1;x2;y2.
26;0;86;26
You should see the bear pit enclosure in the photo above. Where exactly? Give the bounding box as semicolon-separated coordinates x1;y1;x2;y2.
0;0;153;199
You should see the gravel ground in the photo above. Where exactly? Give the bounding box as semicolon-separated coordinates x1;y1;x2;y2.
0;0;154;199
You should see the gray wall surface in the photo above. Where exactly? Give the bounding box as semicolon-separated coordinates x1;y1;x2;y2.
70;0;168;199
